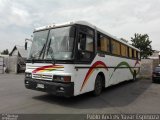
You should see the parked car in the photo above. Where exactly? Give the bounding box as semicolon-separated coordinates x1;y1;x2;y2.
152;66;160;83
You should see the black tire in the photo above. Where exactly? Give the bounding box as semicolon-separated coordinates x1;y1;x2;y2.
93;75;103;96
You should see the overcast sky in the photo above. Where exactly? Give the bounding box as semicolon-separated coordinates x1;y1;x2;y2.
0;0;160;52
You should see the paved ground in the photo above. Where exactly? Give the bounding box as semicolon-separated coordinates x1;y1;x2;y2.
0;74;160;114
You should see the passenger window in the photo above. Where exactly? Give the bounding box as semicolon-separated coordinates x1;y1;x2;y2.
134;50;137;58
129;48;132;58
132;49;136;58
121;44;128;57
97;33;110;53
111;40;120;55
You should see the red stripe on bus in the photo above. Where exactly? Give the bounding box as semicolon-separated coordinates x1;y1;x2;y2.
32;65;64;73
80;61;108;92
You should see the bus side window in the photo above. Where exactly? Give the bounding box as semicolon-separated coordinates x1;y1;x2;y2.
78;33;93;52
121;44;128;57
111;40;120;55
136;51;139;59
134;50;137;59
78;33;94;60
97;33;110;53
129;47;132;58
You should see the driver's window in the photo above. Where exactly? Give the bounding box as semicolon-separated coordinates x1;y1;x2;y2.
86;36;93;52
78;32;94;60
78;33;93;52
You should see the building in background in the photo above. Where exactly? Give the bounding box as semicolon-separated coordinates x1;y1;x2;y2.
10;45;28;58
138;50;159;78
149;50;160;60
148;50;160;68
0;54;9;73
9;45;28;73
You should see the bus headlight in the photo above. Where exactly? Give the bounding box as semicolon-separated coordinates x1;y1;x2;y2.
25;73;32;78
53;75;71;82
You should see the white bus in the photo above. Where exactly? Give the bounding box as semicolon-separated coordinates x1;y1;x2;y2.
25;21;141;97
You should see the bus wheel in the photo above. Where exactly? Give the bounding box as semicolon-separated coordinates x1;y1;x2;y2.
93;75;103;96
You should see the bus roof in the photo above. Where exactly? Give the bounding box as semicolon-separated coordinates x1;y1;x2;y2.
34;21;140;51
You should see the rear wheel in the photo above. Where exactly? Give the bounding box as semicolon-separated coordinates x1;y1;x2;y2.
93;75;103;96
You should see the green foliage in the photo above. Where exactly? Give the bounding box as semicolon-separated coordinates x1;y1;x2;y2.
1;49;9;55
131;33;153;59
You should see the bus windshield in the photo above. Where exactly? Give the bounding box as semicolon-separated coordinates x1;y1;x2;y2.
28;26;75;61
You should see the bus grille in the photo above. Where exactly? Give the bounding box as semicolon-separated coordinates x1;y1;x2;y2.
32;74;53;81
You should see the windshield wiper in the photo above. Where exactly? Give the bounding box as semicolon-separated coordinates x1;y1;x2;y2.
38;43;46;59
47;39;56;65
49;49;56;65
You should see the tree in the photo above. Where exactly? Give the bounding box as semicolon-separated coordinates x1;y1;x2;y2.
131;33;153;59
1;49;9;55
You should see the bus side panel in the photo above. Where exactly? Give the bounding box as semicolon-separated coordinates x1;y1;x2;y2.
104;55;140;86
74;67;95;95
73;54;140;96
73;56;110;95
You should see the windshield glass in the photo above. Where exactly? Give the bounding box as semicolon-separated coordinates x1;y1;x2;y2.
28;26;75;61
28;30;48;59
45;26;74;60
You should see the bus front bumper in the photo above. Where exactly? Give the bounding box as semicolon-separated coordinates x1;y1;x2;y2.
25;78;74;97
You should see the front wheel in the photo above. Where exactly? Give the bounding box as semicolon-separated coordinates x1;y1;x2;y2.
93;75;103;96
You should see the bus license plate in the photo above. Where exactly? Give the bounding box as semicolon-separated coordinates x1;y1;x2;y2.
37;84;44;89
